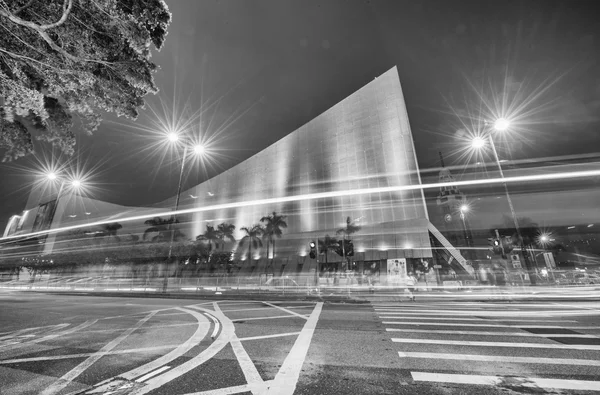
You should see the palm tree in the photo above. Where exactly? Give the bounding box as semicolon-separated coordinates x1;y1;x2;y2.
318;234;338;271
217;222;236;250
143;217;183;242
260;212;287;269
196;225;221;252
239;224;264;266
336;216;361;270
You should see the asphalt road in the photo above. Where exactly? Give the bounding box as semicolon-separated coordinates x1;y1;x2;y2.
1;290;599;395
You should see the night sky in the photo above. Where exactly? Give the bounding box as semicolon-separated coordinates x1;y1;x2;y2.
1;0;599;230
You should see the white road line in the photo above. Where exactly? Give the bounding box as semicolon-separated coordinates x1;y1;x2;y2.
182;380;274;395
263;302;311;320
383;321;599;329
386;328;598;338
239;332;301;342
135;303;235;395
411;371;600;391
0;320;97;352
399;351;600;366
41;311;158;395
0;345;177;364
230;332;265;391
220;306;275;313
392;338;600;350
204;312;220;338
377;315;576;323
374;308;561;317
135;366;171;382
0;324;69;341
267;302;323;395
119;307;210;381
231;314;308;322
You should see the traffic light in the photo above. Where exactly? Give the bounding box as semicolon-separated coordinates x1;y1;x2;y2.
488;238;501;255
309;241;316;259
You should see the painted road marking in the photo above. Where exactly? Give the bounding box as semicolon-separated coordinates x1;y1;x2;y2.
230;332;265;392
0;320;98;352
119;307;210;381
262;302;311;320
377;315;576;323
41;311;158;395
411;371;600;391
267;302;323;395
383;321;599;329
386;328;598;338
231;314;308;322
399;351;600;366
181;380;274;395
204;312;220;338
135;366;171;382
392;338;600;350
0;324;69;341
0;345;177;364
133;303;235;395
239;332;301;342
374;308;563;316
220;306;276;313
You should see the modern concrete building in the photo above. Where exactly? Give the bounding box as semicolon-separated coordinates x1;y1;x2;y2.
3;66;476;282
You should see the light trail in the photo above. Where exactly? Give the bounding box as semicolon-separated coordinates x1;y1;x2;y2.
2;168;600;243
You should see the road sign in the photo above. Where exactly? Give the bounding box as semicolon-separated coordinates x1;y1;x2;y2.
511;254;521;268
433;265;442;269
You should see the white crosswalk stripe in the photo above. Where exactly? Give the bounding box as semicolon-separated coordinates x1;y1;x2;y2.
375;302;600;392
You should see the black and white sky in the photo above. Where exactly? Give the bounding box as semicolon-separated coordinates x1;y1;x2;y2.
1;0;599;230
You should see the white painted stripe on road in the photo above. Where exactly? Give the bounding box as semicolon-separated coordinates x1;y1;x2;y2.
377;315;576;323
231;314;308;322
383;321;598;329
399;351;600;366
374;308;559;316
411;371;600;391
230;332;265;391
0;323;69;341
386;328;598;338
134;303;236;395
267;302;323;395
0;320;98;352
263;301;311;320
392;338;600;350
239;332;301;342
41;311;158;395
204;312;220;338
182;380;274;395
0;345;177;364
135;366;171;382
119;307;210;381
220;306;275;313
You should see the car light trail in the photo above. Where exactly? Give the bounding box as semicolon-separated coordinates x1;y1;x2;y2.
2;168;600;243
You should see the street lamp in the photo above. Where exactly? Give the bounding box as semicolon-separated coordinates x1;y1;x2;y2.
164;132;206;292
472;118;536;284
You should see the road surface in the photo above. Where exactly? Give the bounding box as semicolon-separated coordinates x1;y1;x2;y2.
1;290;599;394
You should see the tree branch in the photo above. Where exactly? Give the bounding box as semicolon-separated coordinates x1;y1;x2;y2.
14;0;35;15
40;0;73;30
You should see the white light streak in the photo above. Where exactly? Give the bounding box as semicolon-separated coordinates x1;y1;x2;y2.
2;168;600;242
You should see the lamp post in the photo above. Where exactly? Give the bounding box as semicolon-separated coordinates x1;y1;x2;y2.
471;118;536;285
42;172;83;254
163;131;205;292
459;204;473;260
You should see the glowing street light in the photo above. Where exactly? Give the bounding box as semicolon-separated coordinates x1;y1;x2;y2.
47;172;58;181
472;116;535;284
167;132;179;142
460;204;469;213
193;144;206;155
493;117;510;132
71;179;82;189
471;136;486;149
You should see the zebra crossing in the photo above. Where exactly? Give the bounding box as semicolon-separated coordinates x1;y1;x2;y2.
374;302;600;393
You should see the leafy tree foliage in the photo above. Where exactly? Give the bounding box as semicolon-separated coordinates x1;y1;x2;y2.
0;0;171;161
